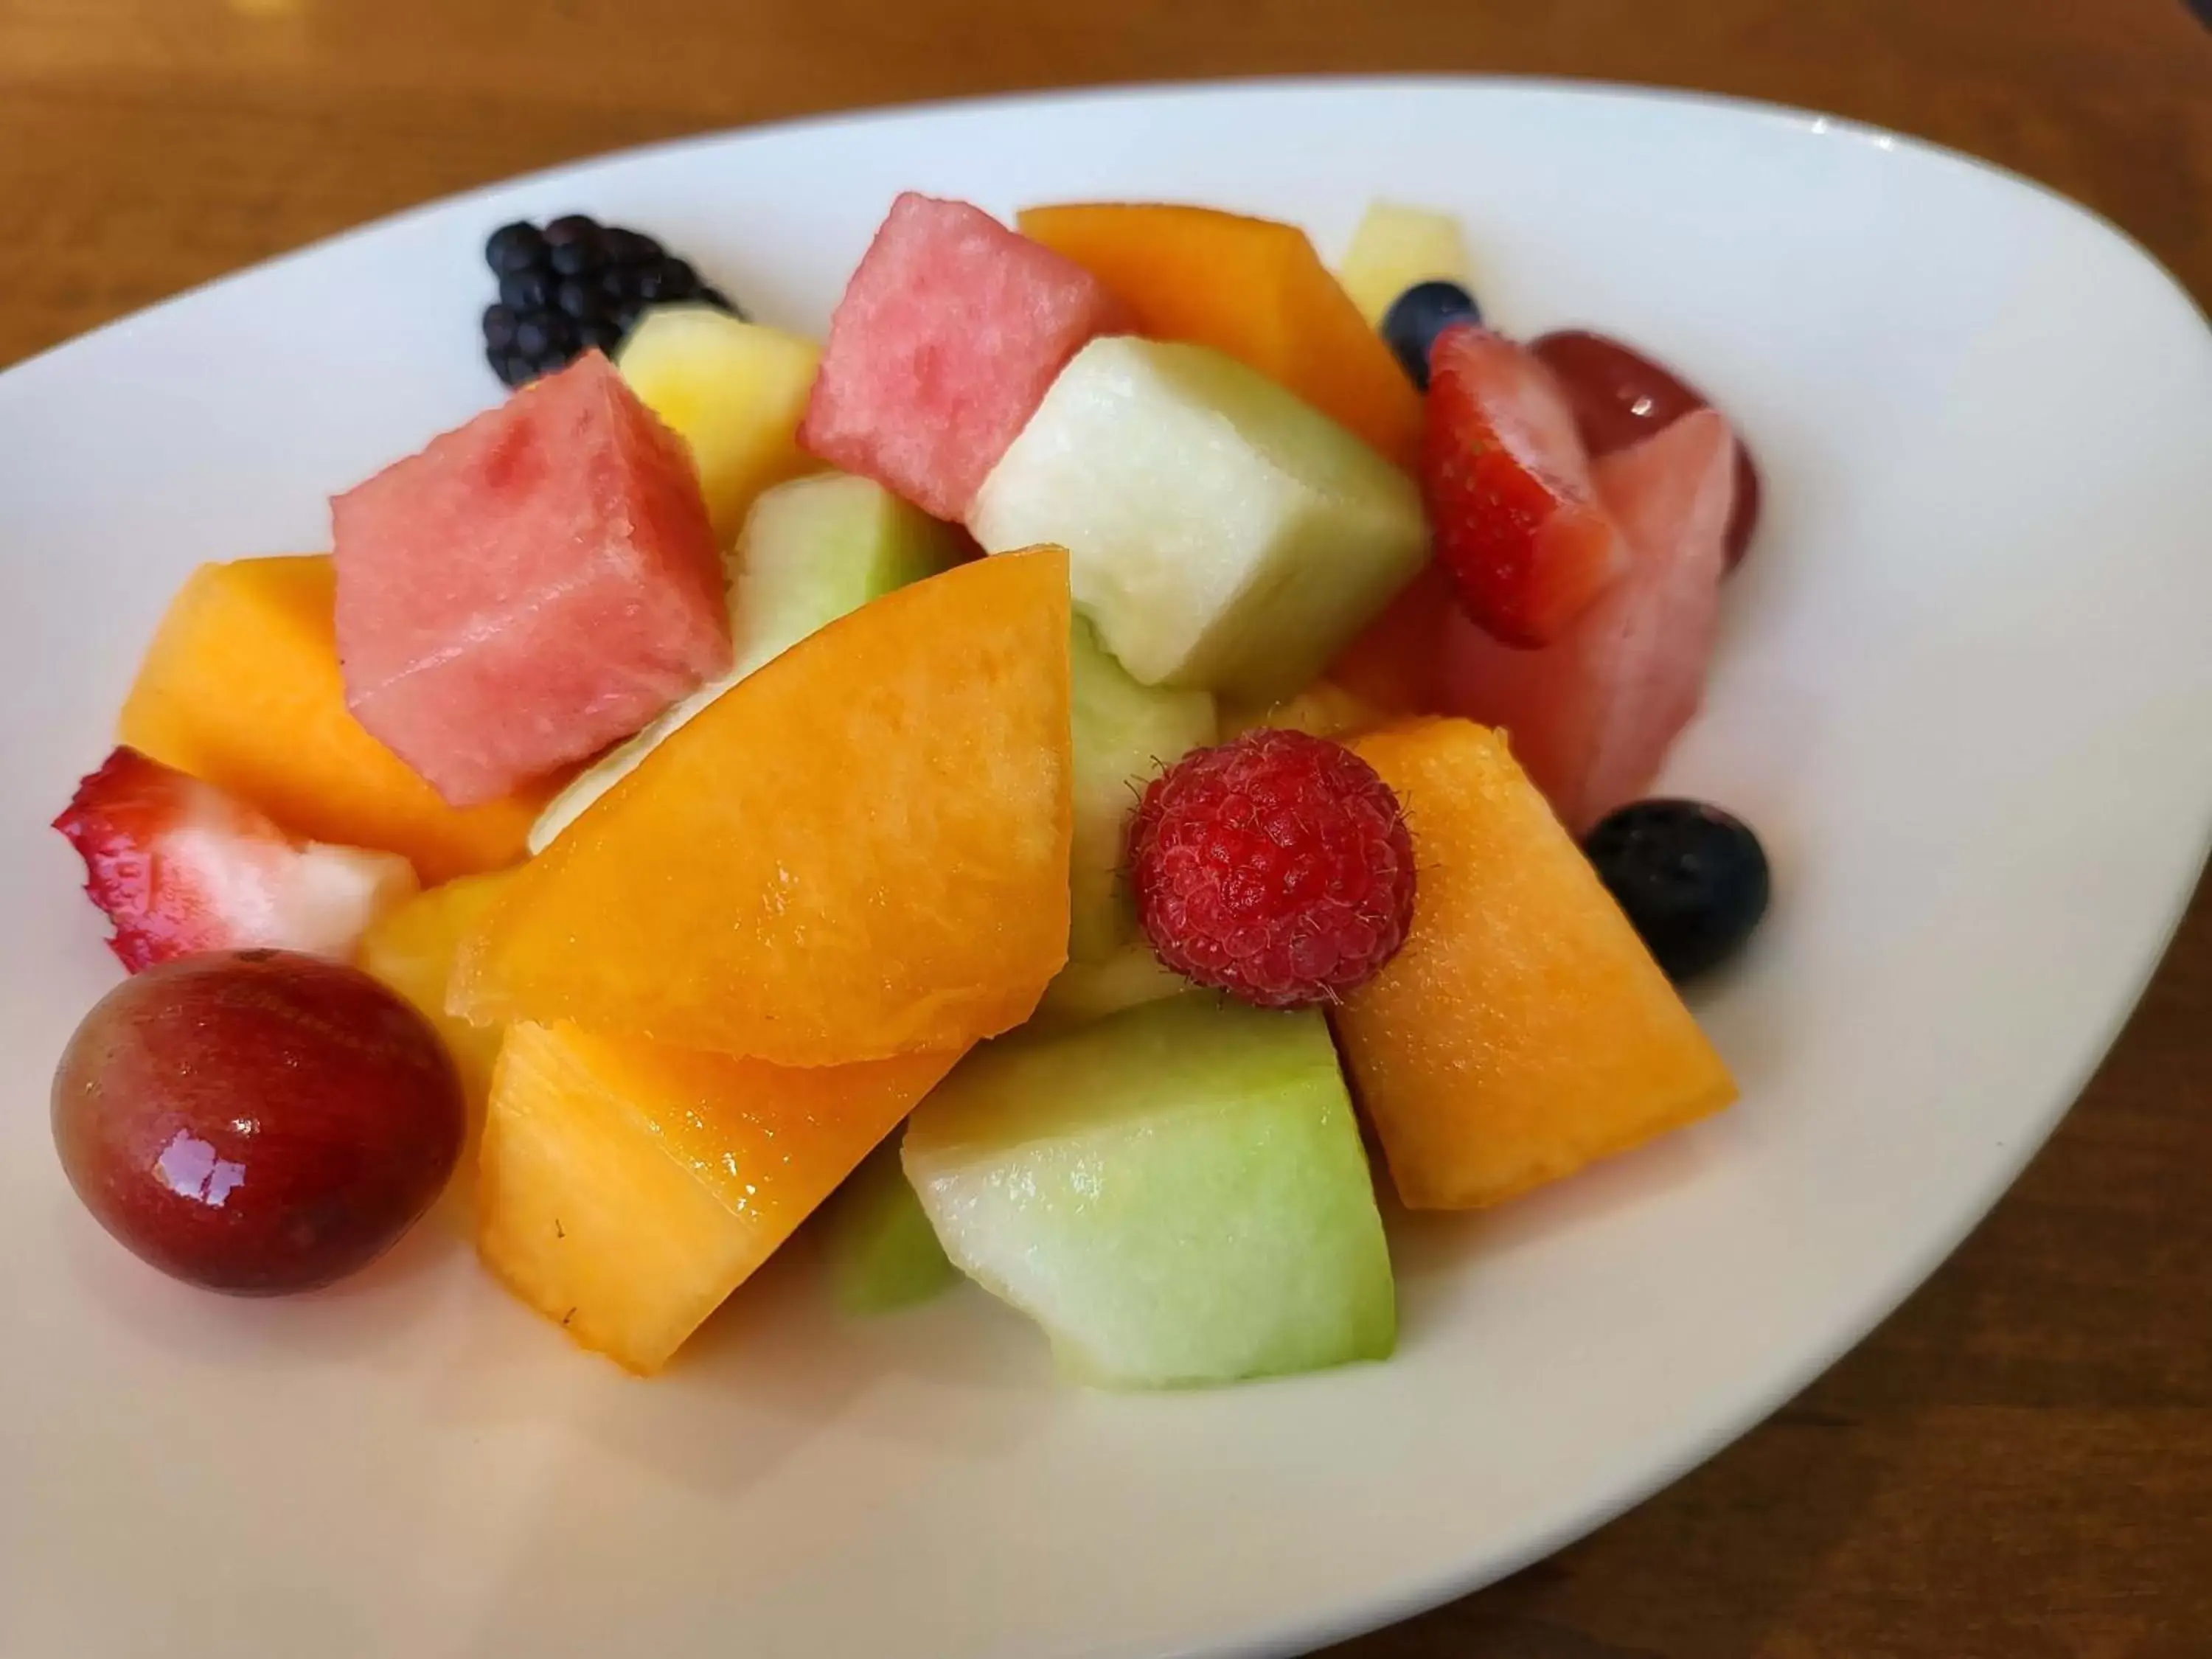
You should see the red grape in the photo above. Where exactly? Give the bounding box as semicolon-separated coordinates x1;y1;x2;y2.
52;949;465;1295
1529;329;1763;568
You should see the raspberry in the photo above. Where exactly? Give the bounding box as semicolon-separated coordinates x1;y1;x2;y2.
1127;728;1416;1009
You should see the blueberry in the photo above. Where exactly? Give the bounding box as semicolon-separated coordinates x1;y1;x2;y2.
1381;279;1482;392
1583;800;1770;984
481;303;518;352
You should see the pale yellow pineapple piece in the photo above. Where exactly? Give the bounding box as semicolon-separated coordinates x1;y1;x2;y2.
617;306;824;542
1338;202;1471;327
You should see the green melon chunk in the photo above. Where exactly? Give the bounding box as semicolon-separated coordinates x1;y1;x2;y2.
529;472;958;850
903;994;1395;1388
1032;939;1189;1029
821;1135;956;1315
1067;615;1216;963
970;336;1428;705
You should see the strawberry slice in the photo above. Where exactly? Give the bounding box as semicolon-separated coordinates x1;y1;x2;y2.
53;747;419;972
1422;324;1630;648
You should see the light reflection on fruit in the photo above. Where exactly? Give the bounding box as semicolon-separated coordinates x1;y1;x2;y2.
52;950;464;1295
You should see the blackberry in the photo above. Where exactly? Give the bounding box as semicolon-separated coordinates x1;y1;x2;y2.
481;216;743;389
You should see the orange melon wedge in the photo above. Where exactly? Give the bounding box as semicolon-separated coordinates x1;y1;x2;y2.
453;548;1074;1067
118;556;552;883
1018;202;1423;469
479;1023;959;1373
1335;719;1736;1208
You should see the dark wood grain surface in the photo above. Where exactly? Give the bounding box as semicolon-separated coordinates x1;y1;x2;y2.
6;2;2208;1653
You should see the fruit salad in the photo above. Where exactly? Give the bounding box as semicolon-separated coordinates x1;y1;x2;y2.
47;190;1774;1386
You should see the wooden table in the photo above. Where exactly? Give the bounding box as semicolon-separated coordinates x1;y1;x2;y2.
7;1;2209;1652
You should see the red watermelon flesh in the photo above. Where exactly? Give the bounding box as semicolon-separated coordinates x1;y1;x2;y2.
1442;408;1735;833
799;192;1127;523
334;351;730;809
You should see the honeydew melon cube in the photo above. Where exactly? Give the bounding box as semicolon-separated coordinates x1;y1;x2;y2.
903;994;1395;1387
968;338;1427;706
1066;614;1215;962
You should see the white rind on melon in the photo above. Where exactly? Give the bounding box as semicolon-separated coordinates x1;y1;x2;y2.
969;337;1429;706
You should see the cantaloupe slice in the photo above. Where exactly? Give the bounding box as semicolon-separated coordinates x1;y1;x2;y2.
1018;202;1422;469
118;556;552;883
478;1022;957;1373
453;549;1074;1066
1333;719;1736;1208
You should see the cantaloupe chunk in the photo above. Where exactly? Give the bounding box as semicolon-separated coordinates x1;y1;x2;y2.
117;556;551;883
453;549;1073;1066
479;1022;957;1373
355;870;515;1164
1334;719;1736;1208
1219;678;1384;745
1018;202;1422;469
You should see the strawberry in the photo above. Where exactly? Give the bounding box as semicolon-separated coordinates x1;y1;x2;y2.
53;748;419;972
1422;324;1630;648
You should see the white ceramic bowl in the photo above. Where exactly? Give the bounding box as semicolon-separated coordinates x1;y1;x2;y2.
4;77;2209;1659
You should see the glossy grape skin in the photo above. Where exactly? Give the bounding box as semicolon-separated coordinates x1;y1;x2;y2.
1529;329;1763;568
52;950;465;1295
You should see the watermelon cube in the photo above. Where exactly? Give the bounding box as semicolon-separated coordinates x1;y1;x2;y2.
799;192;1125;522
333;351;731;808
1441;408;1736;832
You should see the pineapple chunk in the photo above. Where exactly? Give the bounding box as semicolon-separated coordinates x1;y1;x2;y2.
616;306;825;542
478;1023;958;1373
1338;202;1471;327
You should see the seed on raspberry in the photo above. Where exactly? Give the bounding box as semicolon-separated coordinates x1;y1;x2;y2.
1127;728;1416;1010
